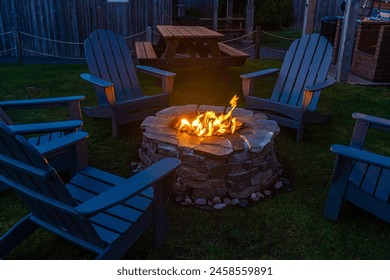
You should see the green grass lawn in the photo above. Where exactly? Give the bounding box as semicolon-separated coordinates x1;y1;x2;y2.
0;59;389;260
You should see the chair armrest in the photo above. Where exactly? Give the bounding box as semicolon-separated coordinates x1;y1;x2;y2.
240;68;279;99
304;78;336;92
80;73;116;106
0;96;85;110
8;120;83;134
0;96;85;121
136;65;176;78
136;65;176;95
301;78;336;111
330;144;390;169
352;112;390;131
36;131;89;156
76;158;181;215
350;113;390;149
240;68;280;80
80;73;113;88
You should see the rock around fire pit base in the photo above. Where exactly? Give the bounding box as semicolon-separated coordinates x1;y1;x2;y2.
138;105;284;207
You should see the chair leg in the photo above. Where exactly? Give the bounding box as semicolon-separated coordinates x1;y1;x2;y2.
111;117;118;138
153;181;168;247
323;182;346;221
0;214;38;257
296;121;304;143
242;77;254;100
323;157;351;221
162;76;175;95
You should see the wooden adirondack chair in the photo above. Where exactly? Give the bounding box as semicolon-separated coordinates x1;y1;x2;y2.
241;33;336;142
81;29;176;138
0;96;88;189
0;122;181;259
323;113;390;223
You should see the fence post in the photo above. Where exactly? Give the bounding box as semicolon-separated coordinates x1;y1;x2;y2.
11;8;22;64
255;26;261;60
245;0;255;41
213;0;219;31
177;3;185;17
146;26;152;43
13;30;23;64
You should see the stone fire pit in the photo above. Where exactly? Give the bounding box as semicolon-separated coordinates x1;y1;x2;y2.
138;104;283;208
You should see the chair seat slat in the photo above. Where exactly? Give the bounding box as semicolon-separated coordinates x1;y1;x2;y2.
67;182;148;223
90;212;133;234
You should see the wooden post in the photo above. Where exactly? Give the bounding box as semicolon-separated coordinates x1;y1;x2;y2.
177;3;185;17
255;26;261;59
226;0;234;29
245;0;255;40
302;0;317;35
336;0;359;82
146;26;152;42
10;0;22;63
213;0;219;31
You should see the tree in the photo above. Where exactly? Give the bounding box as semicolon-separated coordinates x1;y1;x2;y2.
254;0;294;29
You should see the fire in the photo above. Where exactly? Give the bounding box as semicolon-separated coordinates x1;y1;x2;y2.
179;95;241;137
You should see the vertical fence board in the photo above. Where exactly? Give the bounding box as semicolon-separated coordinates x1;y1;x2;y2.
0;0;173;58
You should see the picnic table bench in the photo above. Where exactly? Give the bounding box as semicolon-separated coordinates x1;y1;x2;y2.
135;25;249;69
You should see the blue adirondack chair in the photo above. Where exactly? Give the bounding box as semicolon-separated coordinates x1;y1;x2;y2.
0;122;181;259
0;96;88;190
81;29;176;138
323;113;390;223
241;33;336;142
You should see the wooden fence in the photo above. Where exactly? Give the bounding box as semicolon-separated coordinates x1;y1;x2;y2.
0;0;173;58
177;0;346;29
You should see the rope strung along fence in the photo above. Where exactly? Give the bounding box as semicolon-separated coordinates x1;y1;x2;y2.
123;30;147;40
219;31;256;56
9;29;151;60
124;30;148;53
219;28;292;58
18;31;85;60
1;27;295;62
255;29;296;57
260;30;295;41
0;30;16;55
19;31;84;45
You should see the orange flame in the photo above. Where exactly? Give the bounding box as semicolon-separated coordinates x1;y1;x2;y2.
179;95;241;137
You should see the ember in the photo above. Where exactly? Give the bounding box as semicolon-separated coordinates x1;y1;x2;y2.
178;95;242;137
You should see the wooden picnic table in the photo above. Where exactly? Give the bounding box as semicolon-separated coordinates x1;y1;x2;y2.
156;25;224;58
135;25;249;69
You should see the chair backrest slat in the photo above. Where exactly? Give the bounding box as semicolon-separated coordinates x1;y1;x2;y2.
0;108;13;125
92;30;127;102
84;29;143;105
274;34;310;104
300;36;333;111
84;36;110;107
0;123;105;247
271;33;333;111
375;169;390;202
286;35;320;107
105;30;143;99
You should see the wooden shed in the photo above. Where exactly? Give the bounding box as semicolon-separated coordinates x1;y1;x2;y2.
351;20;390;82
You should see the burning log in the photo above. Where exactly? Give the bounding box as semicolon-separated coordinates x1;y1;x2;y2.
178;95;242;137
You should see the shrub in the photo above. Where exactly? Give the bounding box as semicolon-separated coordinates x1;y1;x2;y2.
254;0;294;29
